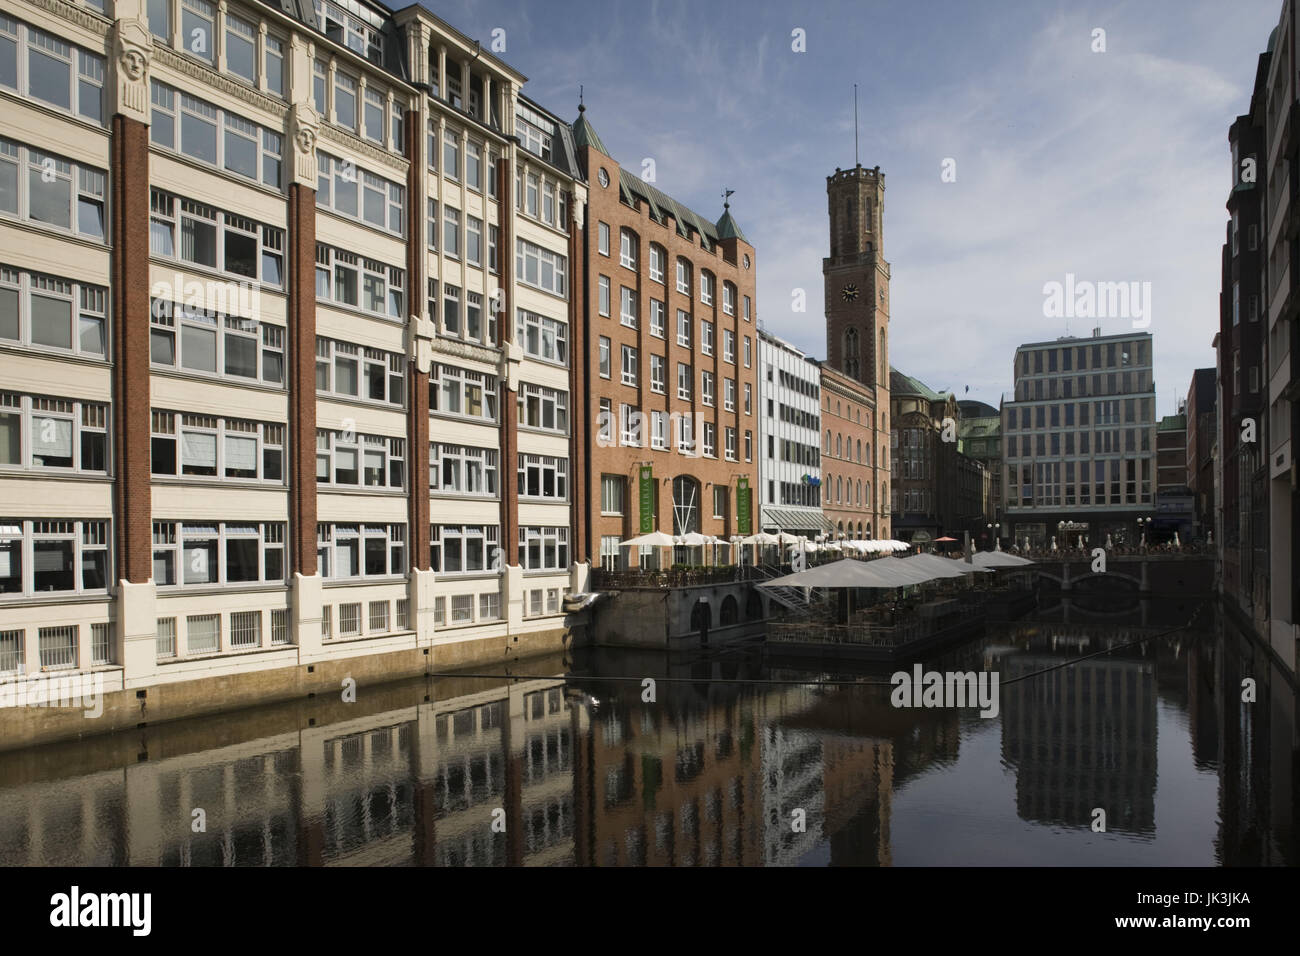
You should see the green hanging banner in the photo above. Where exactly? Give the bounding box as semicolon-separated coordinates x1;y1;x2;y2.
639;465;654;533
737;476;752;535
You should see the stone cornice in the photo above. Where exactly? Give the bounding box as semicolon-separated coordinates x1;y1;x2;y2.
317;124;409;175
431;336;500;369
152;45;288;121
25;0;109;37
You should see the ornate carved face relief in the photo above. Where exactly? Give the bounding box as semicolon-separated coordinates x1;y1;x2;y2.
295;126;316;156
121;49;147;81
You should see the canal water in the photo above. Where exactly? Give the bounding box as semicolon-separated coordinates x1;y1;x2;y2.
0;598;1294;866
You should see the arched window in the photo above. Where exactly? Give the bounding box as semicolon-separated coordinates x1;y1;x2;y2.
865;482;872;508
856;439;862;462
824;430;831;453
837;476;843;503
619;228;639;269
857;521;863;536
837;520;844;535
865;442;871;465
836;434;842;458
844;327;860;378
671;475;700;535
856;479;862;505
879;329;887;382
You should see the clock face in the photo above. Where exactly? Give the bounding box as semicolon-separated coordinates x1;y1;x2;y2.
841;284;859;302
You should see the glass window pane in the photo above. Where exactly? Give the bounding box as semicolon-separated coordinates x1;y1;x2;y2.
224;129;257;178
225;537;258;581
150;328;175;365
224;435;257;477
180;324;216;371
224;229;257;277
31;294;73;349
28;169;71;229
0;412;18;464
181;112;217;163
33;540;74;591
28;49;71;110
0;537;20;592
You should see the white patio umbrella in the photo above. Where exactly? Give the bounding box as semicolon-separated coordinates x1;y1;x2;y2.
1139;532;1146;548
741;532;780;545
1174;531;1181;548
1050;536;1057;551
1077;535;1084;550
994;537;1002;552
1105;533;1114;550
621;530;674;548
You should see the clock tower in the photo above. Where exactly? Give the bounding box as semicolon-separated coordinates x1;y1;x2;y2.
824;164;890;388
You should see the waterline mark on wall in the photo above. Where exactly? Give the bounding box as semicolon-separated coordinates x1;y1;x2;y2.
0;671;103;718
890;664;1000;718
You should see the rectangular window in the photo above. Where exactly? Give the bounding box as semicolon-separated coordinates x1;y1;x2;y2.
620;287;638;328
443;129;460;180
677;362;691;400
515;239;566;296
316;152;404;236
676;310;691;347
723;329;735;364
649;299;665;338
516;309;568;364
517;454;567;500
701;370;715;406
363;87;384;143
649;245;665;283
318;523;405;580
598;336;610;378
431;444;499;497
598;221;610;256
601;475;626;515
2;138;106;240
180;0;215;64
620;230;637;269
518;526;569;572
225;13;256;83
621;345;638;386
598;276;611;317
333;70;357;130
517;383;568;433
314;337;403;405
429;525;498;574
443;204;460;257
701;320;714;356
429;364;498;422
650;355;666;393
466;215;482;266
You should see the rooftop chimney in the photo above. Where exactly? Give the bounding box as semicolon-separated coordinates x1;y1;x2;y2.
1092;326;1102;338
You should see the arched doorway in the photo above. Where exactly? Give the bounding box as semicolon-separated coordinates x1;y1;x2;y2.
745;590;764;621
720;595;738;626
690;599;710;646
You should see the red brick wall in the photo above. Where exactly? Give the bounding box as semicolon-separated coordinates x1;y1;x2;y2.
288;183;317;575
110;115;151;584
579;143;760;548
405;110;430;569
498;153;519;565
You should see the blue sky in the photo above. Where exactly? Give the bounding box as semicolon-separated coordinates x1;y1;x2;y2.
420;0;1279;416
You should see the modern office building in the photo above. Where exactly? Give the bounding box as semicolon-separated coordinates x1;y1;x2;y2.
572;108;759;570
0;0;585;706
820;163;892;540
1000;330;1157;549
757;329;826;537
889;370;985;545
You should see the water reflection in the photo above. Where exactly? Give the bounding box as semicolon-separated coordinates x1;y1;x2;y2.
0;601;1293;866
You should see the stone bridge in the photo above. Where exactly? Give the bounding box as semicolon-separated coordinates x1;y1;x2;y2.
1025;552;1214;595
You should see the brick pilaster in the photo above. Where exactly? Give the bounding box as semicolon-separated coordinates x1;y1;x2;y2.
288;184;317;574
498;152;519;565
405;109;430;569
567;196;589;563
110;115;151;584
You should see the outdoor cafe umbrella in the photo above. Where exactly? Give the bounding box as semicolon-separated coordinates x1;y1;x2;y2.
905;552;990;577
971;549;1035;568
620;531;674;548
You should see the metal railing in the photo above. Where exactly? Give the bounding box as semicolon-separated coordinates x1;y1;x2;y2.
591;566;743;590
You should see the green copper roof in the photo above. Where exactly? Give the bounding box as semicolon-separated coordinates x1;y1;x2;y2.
619;168;731;250
1158;413;1187;432
572;107;609;155
716;207;746;242
958;416;1001;439
889;367;947;403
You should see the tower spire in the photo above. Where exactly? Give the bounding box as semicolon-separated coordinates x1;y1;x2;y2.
578;84;584;112
854;84;859;167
